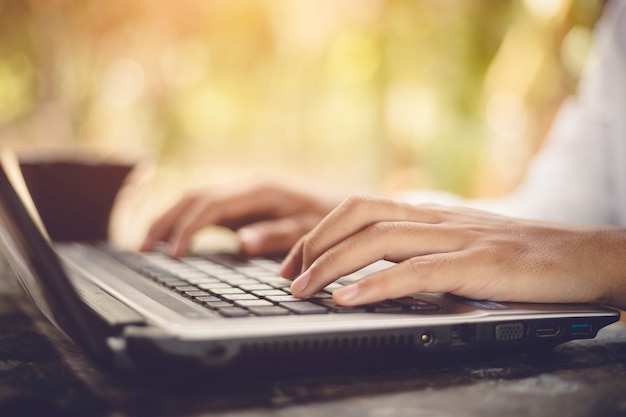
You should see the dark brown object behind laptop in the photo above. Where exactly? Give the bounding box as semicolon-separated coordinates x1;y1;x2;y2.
19;159;134;242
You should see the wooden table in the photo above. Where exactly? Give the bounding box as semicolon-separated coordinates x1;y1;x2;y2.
2;265;626;417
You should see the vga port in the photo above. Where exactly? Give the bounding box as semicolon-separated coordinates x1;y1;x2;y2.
495;322;525;341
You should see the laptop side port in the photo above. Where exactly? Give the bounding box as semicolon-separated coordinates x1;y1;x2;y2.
495;322;525;341
570;322;592;336
420;331;434;347
535;324;561;338
450;324;475;347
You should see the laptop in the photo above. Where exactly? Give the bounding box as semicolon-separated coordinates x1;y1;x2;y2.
0;160;620;375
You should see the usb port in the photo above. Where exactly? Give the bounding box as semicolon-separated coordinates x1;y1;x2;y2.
535;325;560;338
570;323;592;336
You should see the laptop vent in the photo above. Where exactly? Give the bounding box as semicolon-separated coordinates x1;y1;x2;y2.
240;333;416;355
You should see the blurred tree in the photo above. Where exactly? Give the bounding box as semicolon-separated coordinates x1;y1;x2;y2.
0;0;603;200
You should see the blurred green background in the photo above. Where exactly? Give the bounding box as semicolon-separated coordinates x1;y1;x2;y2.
0;0;602;242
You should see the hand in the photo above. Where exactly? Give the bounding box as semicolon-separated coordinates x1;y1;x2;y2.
282;194;626;309
141;180;345;257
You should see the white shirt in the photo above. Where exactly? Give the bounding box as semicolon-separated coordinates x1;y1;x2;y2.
400;0;626;227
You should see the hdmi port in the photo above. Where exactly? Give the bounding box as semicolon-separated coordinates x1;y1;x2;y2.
535;325;560;338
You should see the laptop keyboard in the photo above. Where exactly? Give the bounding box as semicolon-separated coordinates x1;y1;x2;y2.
101;246;440;318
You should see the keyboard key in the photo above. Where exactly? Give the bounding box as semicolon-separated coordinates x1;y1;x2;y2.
281;301;329;315
222;293;261;301
208;287;245;295
312;299;367;313
310;292;332;299
235;299;274;307
232;265;268;275
265;295;301;303
174;285;200;293
214;272;248;282
365;300;404;313
184;290;213;298
258;277;293;288
197;282;233;290
184;277;222;285
252;289;287;297
247;306;290;316
176;271;212;280
239;283;273;291
393;297;439;311
194;295;222;303
223;278;260;286
249;258;282;273
205;301;234;309
159;278;189;288
218;307;250;317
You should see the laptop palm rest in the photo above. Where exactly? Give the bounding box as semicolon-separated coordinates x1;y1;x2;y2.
55;243;219;321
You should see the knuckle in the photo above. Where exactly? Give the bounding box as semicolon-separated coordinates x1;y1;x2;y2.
337;193;395;222
339;194;369;213
364;222;401;245
301;233;323;262
369;221;408;237
339;193;387;214
317;246;342;270
406;256;436;280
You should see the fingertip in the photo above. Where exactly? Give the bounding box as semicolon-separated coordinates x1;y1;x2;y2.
140;228;160;252
140;232;163;252
290;270;311;297
238;228;263;256
139;239;152;252
169;238;187;258
333;283;360;305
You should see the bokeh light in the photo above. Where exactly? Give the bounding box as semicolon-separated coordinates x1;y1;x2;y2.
0;0;602;244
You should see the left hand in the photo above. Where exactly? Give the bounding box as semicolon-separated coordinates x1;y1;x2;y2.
281;194;622;308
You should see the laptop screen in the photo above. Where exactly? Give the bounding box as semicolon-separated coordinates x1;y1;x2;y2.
0;163;107;359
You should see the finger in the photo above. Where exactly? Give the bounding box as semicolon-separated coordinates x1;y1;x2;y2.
280;235;305;279
168;193;264;256
140;196;196;251
168;184;303;255
332;251;473;306
289;221;463;298
288;195;444;274
238;214;320;256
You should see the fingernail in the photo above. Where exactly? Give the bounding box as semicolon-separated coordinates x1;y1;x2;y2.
334;283;360;303
291;271;310;296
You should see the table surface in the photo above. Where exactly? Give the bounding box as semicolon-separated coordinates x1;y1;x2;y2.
2;268;626;417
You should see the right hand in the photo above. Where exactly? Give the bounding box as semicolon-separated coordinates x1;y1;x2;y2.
141;180;345;257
